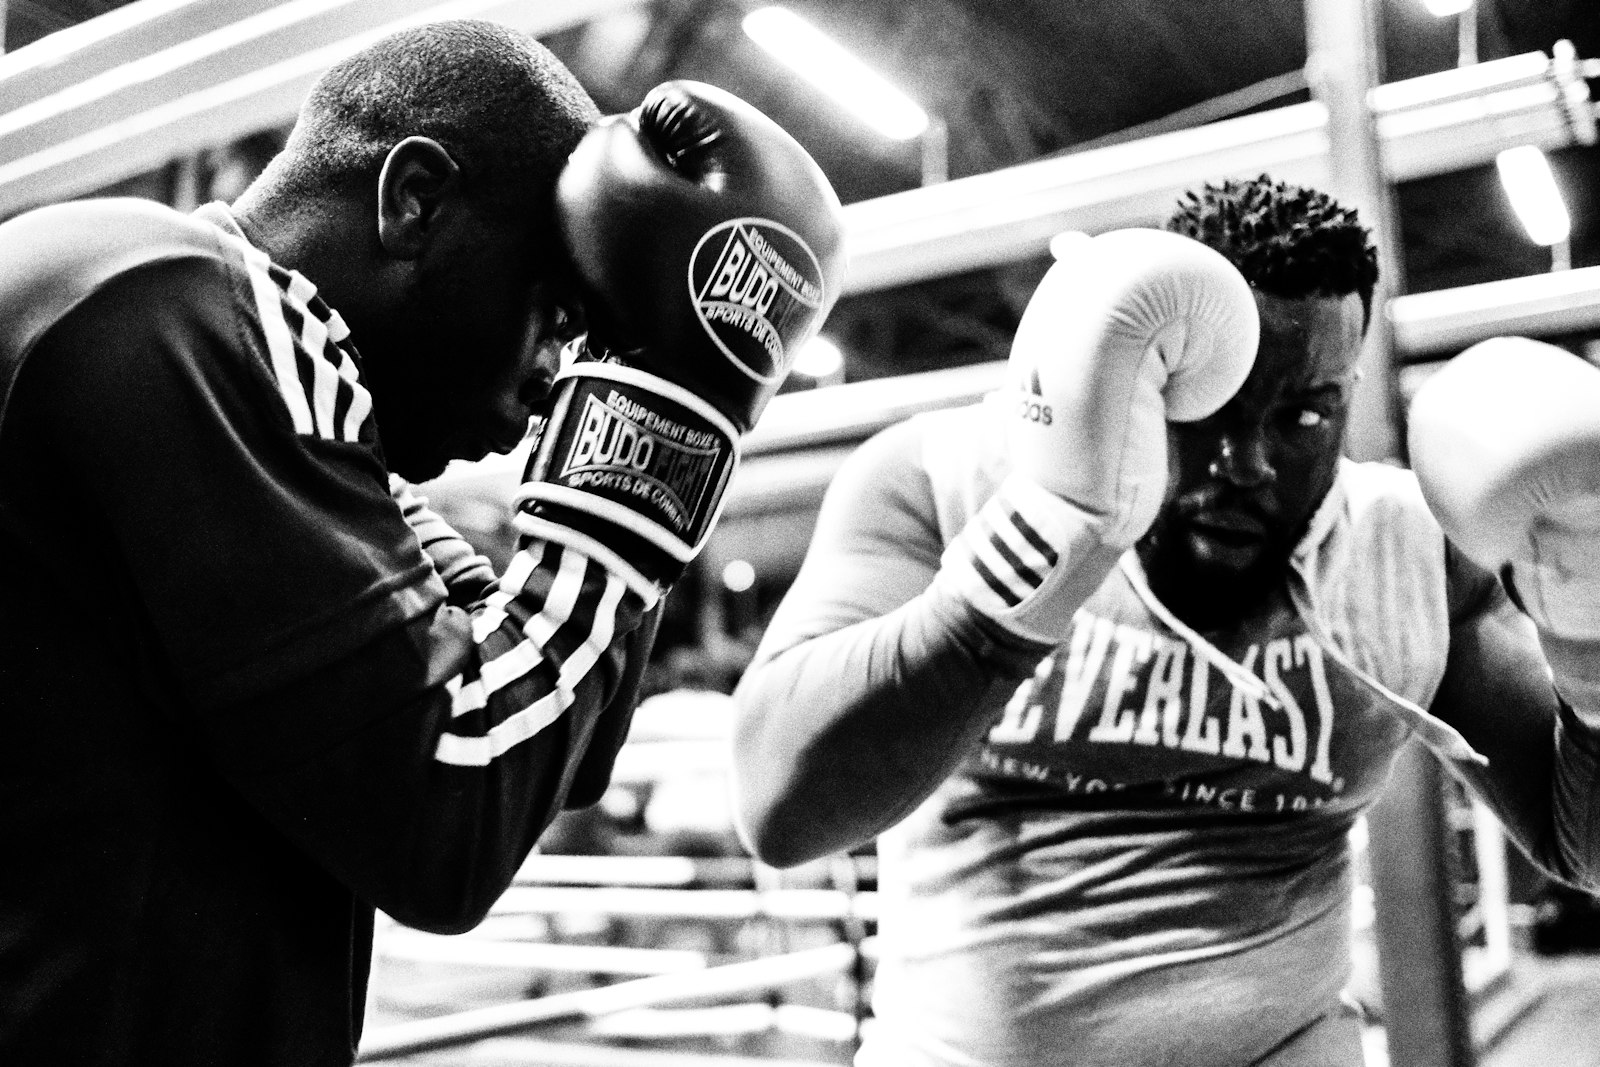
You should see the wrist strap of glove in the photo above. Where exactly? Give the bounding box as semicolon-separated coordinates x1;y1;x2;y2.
933;474;1124;647
510;510;664;610
1510;549;1600;644
517;361;741;568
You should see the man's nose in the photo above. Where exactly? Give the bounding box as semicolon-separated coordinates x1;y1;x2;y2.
1207;429;1275;489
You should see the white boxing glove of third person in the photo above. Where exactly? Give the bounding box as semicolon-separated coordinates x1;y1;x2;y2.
1410;336;1600;722
935;228;1260;646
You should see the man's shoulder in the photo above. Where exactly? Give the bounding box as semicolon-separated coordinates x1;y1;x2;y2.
0;198;239;362
0;197;228;281
1333;458;1435;527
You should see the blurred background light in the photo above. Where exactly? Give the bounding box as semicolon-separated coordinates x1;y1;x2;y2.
791;335;845;380
721;559;756;594
1496;145;1571;247
742;5;929;140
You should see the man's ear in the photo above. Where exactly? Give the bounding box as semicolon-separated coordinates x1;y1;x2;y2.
376;136;460;260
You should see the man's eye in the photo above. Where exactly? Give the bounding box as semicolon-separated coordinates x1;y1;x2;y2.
536;308;570;347
553;307;585;344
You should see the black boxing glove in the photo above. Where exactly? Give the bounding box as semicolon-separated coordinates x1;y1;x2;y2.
516;81;846;596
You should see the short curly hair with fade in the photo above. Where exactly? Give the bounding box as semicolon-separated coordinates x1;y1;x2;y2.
260;19;599;228
1166;174;1381;330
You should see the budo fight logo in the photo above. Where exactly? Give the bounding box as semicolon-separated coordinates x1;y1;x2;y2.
553;380;733;547
689;218;826;384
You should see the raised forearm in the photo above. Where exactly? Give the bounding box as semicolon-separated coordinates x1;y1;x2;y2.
732;591;1042;867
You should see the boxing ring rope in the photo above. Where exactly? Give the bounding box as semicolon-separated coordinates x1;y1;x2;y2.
585;1002;860;1044
359;843;880;1059
356;939;870;1061
367;1037;842;1067
489;886;877;923
367;1038;842;1067
514;853;761;888
1391;266;1600;358
376;929;710;976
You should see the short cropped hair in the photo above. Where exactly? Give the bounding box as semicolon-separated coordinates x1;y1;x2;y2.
1166;175;1380;329
262;20;599;227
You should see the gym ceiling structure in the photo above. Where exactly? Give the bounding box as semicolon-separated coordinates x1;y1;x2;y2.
3;2;1599;1065
13;0;1588;580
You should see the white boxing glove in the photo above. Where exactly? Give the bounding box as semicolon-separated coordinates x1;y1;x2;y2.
1409;336;1600;718
937;228;1259;645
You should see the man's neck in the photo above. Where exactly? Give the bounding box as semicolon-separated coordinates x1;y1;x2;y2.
232;192;381;332
1136;541;1290;636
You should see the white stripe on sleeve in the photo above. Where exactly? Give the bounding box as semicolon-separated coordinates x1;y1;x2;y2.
434;564;629;767
450;547;587;718
241;247;314;435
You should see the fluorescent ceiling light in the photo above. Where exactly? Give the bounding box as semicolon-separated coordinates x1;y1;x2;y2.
1496;145;1571;246
742;6;928;141
1420;0;1473;15
792;334;845;379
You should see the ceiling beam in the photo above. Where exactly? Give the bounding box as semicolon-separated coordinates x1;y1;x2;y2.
840;49;1596;292
2;9;1591;277
0;0;638;218
1391;265;1600;357
1;0;289;108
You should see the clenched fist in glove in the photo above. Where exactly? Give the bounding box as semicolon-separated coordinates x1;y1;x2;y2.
516;81;846;600
936;228;1259;645
1409;336;1600;723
